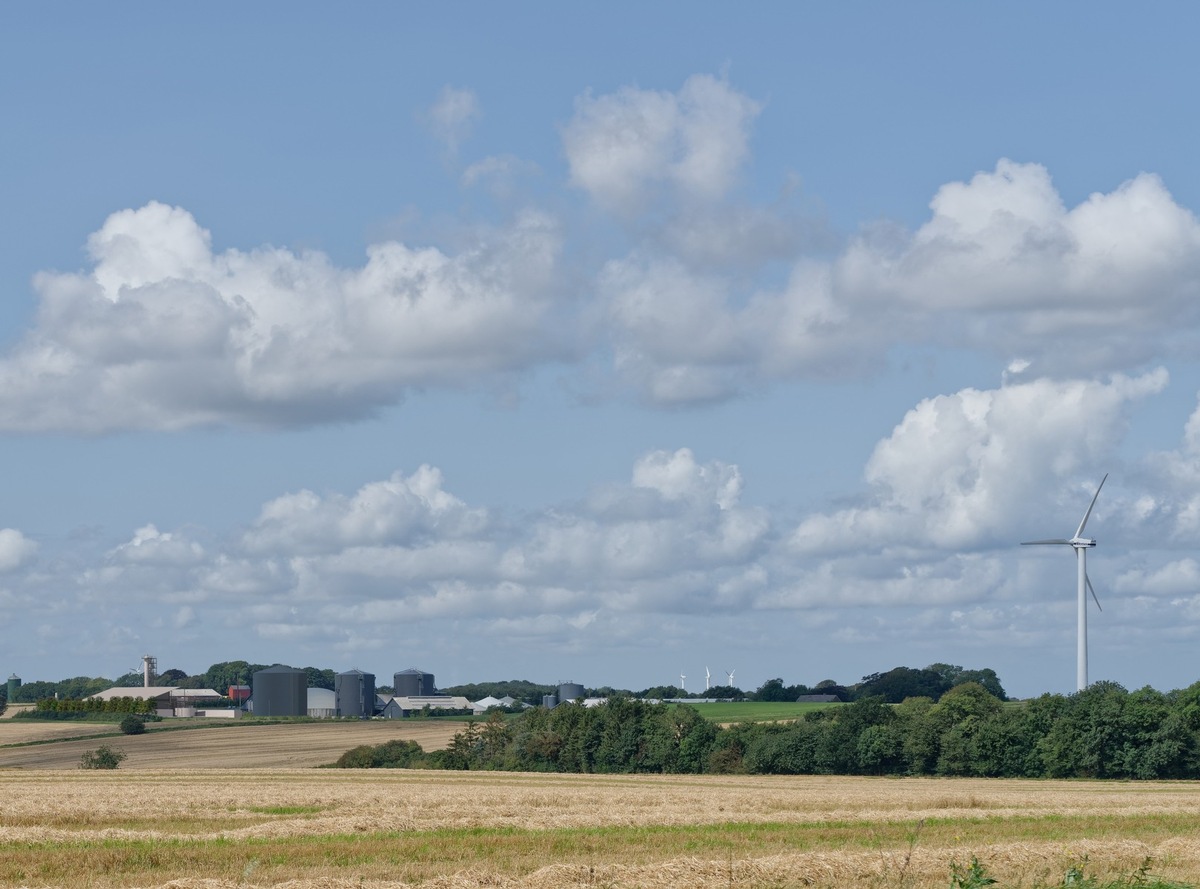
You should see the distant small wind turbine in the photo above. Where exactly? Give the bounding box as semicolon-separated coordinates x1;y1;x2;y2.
1022;473;1107;693
726;669;735;686
679;671;686;693
705;666;711;691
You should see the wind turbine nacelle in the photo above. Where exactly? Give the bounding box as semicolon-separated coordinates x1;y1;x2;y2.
1070;537;1097;547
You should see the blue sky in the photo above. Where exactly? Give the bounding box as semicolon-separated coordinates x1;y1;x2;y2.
3;4;1200;698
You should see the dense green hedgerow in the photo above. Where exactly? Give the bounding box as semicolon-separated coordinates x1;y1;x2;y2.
332;739;427;769
341;679;1200;778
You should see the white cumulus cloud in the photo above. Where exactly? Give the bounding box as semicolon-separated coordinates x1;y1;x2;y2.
563;74;762;214
0;529;37;573
426;85;480;154
792;371;1166;553
0;202;564;431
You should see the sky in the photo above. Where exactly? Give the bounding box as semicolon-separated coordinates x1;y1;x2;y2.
3;4;1200;699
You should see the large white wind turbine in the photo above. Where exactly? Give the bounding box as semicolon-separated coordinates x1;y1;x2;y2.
1021;474;1107;693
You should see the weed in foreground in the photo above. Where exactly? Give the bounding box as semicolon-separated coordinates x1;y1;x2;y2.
949;856;997;889
946;855;1193;889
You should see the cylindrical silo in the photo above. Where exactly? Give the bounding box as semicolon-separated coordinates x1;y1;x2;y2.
335;669;376;718
393;668;423;698
6;674;20;702
557;682;585;703
393;668;434;697
252;665;307;716
542;694;558;709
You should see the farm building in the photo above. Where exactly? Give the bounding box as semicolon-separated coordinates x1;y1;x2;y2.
87;686;234;718
306;687;336;718
380;694;472;718
228;685;250;703
470;695;525;714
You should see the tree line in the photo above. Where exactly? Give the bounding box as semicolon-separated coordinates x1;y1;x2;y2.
31;696;157;715
339;679;1200;779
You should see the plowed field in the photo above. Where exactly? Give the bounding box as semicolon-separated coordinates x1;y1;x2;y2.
0;719;460;769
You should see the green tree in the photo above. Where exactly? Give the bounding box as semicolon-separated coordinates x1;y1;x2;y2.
922;664;1007;701
80;745;126;769
443;721;481;770
637;684;685;699
303;667;336;690
437;679;555;706
754;678;790;702
204;661;266;692
703;684;743;700
856;722;905;774
953;668;1006;701
967;707;1041;777
478;710;513;767
119;714;147;735
1039;681;1133;778
592;696;647;772
902;682;1003;776
812;696;895;774
812;679;851;701
857;667;950;703
743;722;822;775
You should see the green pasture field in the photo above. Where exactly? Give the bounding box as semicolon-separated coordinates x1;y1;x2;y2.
681;700;839;722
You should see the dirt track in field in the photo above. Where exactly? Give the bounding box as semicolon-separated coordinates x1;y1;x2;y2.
0;719;460;769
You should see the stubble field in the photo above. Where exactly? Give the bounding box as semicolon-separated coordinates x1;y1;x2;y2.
0;719;463;770
4;755;1200;888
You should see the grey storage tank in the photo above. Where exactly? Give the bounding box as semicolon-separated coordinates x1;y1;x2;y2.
542;693;558;709
335;669;376;718
557;682;585;703
6;674;19;702
393;668;435;697
252;665;307;717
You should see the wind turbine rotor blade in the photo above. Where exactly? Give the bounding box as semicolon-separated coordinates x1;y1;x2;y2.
1021;539;1072;545
1074;473;1109;538
1086;573;1102;612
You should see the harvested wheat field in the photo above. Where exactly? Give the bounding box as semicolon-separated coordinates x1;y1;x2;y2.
0;720;462;769
3;770;1200;889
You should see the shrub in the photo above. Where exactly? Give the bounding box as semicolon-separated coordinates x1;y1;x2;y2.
119;715;146;735
80;745;126;770
333;739;426;769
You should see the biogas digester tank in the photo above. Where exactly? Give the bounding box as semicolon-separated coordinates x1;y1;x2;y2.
557;682;585;703
335;669;376;718
393;668;435;697
252;665;307;717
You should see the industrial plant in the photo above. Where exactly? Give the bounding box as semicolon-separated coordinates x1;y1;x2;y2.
0;657;597;720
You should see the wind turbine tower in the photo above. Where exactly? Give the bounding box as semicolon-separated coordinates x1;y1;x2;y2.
1022;474;1107;693
705;667;710;691
679;671;686;693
